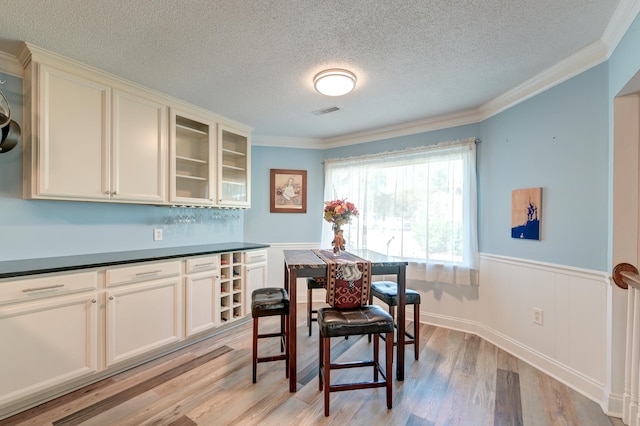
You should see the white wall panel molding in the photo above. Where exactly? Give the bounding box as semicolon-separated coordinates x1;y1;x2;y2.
479;253;609;280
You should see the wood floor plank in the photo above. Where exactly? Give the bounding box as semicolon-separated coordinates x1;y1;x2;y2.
496;348;519;373
494;368;523;426
516;359;551;426
415;328;465;422
534;367;580;426
463;338;498;426
436;332;479;425
71;390;161;426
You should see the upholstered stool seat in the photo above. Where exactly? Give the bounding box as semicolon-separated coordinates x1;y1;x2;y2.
307;278;325;336
252;287;289;318
371;281;421;360
318;305;394;416
251;287;290;383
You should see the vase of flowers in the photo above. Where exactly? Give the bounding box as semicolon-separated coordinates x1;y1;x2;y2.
323;199;358;255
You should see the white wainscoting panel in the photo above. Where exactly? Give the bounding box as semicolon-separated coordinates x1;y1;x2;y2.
471;254;608;405
418;254;611;408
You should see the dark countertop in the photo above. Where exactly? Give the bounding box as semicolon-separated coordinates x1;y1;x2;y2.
0;242;270;279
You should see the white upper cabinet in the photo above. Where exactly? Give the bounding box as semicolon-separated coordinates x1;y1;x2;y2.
112;89;167;203
29;64;110;200
23;60;168;204
170;108;216;205
217;124;250;208
20;43;251;207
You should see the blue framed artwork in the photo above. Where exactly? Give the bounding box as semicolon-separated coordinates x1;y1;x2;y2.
511;187;542;240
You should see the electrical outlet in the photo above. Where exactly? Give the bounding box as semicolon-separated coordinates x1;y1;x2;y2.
533;307;543;325
153;228;163;241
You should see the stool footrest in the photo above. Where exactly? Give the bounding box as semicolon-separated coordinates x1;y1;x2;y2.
258;332;285;339
329;381;388;392
257;354;287;363
380;333;416;345
330;360;376;369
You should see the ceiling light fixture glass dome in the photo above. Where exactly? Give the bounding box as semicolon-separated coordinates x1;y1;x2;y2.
313;69;357;96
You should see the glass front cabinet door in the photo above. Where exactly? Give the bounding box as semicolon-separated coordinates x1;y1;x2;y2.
217;125;251;208
170;108;216;206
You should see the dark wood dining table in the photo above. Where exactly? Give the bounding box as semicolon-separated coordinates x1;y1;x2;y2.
283;249;409;392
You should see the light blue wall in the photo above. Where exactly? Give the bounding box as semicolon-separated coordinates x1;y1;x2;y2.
244;146;325;243
478;64;609;270
609;13;640;97
0;72;243;261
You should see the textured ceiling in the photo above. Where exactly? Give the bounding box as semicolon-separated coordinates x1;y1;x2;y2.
0;0;630;146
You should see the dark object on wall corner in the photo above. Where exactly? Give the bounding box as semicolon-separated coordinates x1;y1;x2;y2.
0;113;20;153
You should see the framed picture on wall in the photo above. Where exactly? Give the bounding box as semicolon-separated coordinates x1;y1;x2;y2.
511;187;542;240
270;169;307;213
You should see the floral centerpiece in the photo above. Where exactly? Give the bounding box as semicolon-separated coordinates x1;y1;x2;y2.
324;199;358;254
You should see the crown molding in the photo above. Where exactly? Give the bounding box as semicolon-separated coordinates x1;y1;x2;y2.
321;108;483;149
251;134;326;149
601;0;640;54
0;51;23;78
478;40;609;120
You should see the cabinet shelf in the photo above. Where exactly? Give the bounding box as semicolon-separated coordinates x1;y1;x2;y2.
176;156;208;165
176;174;208;181
171;109;214;204
218;126;249;207
222;148;246;157
176;123;209;136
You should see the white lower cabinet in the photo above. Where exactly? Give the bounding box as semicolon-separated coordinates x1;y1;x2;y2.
105;262;183;367
0;248;267;419
0;273;98;411
244;262;267;316
184;255;220;337
243;249;267;315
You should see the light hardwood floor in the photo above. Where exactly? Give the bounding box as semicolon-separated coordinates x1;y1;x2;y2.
2;304;626;426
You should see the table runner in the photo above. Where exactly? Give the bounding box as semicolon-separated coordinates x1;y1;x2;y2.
312;249;372;309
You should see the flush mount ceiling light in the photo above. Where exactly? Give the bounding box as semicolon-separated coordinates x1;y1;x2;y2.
313;69;357;96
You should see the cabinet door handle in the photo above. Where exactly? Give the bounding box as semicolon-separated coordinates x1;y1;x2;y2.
109;296;114;300
91;299;97;303
135;270;162;276
194;262;215;268
22;284;64;293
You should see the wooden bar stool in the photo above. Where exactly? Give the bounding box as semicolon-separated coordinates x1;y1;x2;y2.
307;278;324;336
318;305;394;416
370;281;421;360
251;287;290;383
